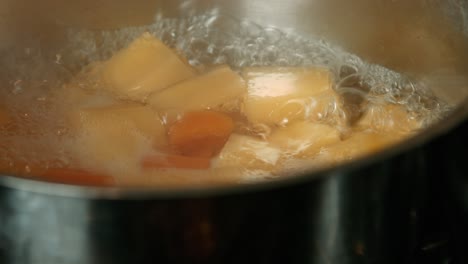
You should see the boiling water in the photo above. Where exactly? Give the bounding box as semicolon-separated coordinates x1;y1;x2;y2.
0;11;452;182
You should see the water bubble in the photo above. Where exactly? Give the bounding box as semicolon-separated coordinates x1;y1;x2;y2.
12;80;23;94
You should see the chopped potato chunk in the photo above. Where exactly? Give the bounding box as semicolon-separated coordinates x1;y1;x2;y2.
213;134;281;171
242;67;337;125
315;131;403;166
59;84;117;108
356;103;421;133
71;104;166;174
270;121;341;157
102;32;195;101
73;104;167;146
148;65;246;111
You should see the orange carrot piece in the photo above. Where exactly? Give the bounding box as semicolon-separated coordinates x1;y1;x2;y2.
142;154;211;170
0;107;11;126
0;161;114;187
39;168;115;186
168;110;234;158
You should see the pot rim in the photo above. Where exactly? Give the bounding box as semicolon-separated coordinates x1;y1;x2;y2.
1;98;466;200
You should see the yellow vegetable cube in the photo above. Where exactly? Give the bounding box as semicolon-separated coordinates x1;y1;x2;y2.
356;103;422;134
102;32;195;101
148;65;246;111
71;104;166;174
74;104;167;146
315;131;404;166
242;67;337;125
269;121;341;157
58;84;117;109
213;134;281;171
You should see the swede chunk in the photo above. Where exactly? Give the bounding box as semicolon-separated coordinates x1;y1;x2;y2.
356;103;422;134
71;104;166;174
242;67;337;125
102;32;195;101
148;65;246;111
213;134;281;171
315;131;403;166
269;121;341;157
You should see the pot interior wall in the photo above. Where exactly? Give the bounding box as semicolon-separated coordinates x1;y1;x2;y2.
1;0;467;106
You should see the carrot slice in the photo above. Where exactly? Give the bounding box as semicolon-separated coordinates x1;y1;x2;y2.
0;106;11;126
0;161;114;187
142;154;211;170
168;110;234;158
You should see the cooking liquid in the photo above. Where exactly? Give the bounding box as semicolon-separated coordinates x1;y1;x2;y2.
0;11;453;186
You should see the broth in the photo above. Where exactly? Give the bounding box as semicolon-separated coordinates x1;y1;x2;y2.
0;12;451;187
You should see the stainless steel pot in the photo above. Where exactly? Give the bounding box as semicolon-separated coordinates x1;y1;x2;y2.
1;1;468;263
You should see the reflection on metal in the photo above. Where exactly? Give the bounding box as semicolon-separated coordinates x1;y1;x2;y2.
0;190;91;264
312;173;342;264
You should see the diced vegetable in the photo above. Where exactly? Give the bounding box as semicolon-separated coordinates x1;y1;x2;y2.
102;32;196;101
168;111;234;158
213;134;281;171
59;84;117;108
269;121;341;157
74;103;167;146
0;160;114;187
71;104;163;173
356;103;422;133
142;153;211;170
148;65;246;111
315;131;403;166
242;67;337;125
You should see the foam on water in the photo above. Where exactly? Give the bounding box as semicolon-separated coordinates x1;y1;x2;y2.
55;11;449;123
